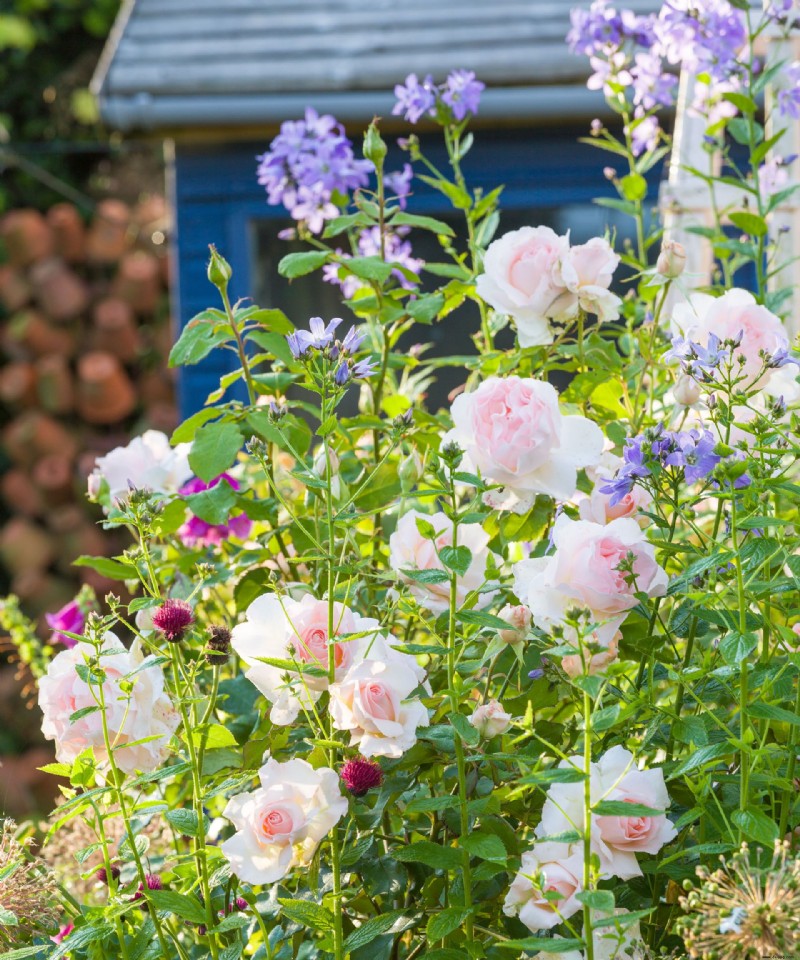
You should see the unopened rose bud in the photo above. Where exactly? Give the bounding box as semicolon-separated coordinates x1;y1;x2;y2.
207;244;232;290
673;374;702;406
468;700;512;739
363;120;388;167
657;240;687;278
498;603;531;645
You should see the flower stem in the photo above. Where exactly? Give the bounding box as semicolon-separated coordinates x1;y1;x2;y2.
582;684;595;960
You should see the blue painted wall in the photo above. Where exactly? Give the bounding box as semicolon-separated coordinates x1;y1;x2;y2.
172;126;663;418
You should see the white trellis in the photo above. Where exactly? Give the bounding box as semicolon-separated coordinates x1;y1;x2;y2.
659;24;800;336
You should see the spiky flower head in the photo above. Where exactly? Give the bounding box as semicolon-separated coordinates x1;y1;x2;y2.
0;819;61;948
340;756;384;797
205;625;232;665
678;840;800;959
152;599;194;642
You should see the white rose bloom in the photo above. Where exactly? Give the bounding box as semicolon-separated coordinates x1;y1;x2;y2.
221;757;347;885
503;841;584;931
88;430;193;511
231;593;422;726
329;658;429;758
38;632;178;774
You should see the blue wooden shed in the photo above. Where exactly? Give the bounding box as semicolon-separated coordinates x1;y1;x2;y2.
91;0;662;416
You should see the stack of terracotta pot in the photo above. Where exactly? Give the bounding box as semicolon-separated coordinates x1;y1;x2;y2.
0;197;179;621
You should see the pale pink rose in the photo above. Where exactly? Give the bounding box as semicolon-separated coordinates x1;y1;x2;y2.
534;749;676;881
444;376;604;512
221;757;347;884
389;510;500;613
88;430;193;512
532;918;646;960
468;699;512;738
561;631;620;678
560;237;622;323
670;289;799;401
38;633;178;774
498;603;532;645
475;226;572;347
329;658;429;758
231;593;416;725
579;474;653;528
513;515;667;644
503;843;584;931
593;745;677;879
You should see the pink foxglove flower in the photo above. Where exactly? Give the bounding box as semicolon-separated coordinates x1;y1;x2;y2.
444;376;604;512
45;600;85;649
221;757;347;884
38;633;179;774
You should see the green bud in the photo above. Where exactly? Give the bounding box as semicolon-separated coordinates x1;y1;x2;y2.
363;120;388;168
207;244;232;291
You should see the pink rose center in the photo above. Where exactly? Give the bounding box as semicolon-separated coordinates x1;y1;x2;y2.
508;244;556;297
259;805;295;840
293;627;347;670
360;680;396;721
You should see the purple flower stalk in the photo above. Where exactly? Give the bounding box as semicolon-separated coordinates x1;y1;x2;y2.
441;70;485;120
392;70;484;125
392;73;437;124
256;108;372;232
287;316;343;358
777;62;800;119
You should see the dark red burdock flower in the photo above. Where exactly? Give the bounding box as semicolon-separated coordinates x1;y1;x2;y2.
152;599;194;642
133;873;163;902
340;756;383;797
219;896;249;918
95;864;121;884
205;625;232;665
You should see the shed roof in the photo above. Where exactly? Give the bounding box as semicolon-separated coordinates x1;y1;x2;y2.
92;0;661;134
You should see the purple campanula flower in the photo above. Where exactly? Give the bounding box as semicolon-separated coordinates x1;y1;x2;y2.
630;51;678;109
567;0;626;56
323;228;422;298
352;358;378;379
627;109;659;156
758;157;791;197
334;362;350;386
778;62;800;119
664;429;720;483
528;668;545;681
256;107;372;232
600;473;637;506
385;163;414;208
286;316;343;358
654;0;746;83
442;69;485;120
768;344;800;369
341;326;366;355
392;73;436;124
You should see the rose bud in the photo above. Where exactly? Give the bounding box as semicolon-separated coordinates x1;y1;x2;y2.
467;700;512;738
656;239;687;278
498;604;531;645
672;374;702;407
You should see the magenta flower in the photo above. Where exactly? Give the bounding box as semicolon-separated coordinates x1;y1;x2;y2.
340;756;384;797
152;599;194;643
45;600;85;648
178;474;253;549
52;922;74;944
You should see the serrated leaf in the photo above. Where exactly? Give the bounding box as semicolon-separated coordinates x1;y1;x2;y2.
165;808;209;838
343;910;414;952
449;711;480;746
400;567;450;585
169;309;229;367
748;702;800;726
719;631;758;665
496;937;584;952
70;705;100;723
593;800;665;817
391;212;455;237
576;889;615;912
459;833;506;863
426;907;472;942
669;742;730;779
393;841;462;870
148;890;207;924
278;250;329;278
404;795;460;815
438;545;472;577
74;555;138;580
729;211;768;238
731;809;779;845
189;421;243;482
278;898;334;931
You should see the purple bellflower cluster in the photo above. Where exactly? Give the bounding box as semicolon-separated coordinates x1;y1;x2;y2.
323;226;423;299
286;317;377;385
393;70;485;124
600;424;735;505
256;109;373;233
